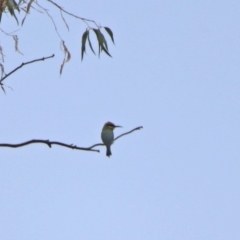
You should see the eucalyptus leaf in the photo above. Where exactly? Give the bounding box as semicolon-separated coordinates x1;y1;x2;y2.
93;29;101;57
93;28;112;58
87;33;96;55
81;30;89;61
104;27;114;44
101;45;112;58
98;30;108;50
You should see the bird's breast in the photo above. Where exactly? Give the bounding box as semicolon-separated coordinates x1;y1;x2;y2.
101;130;114;146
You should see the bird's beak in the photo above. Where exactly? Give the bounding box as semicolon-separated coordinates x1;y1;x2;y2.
114;125;122;128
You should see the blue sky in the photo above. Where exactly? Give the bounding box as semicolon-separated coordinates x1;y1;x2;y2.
0;0;240;239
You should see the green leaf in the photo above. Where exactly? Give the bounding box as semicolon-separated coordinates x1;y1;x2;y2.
10;11;19;25
81;30;89;61
93;28;101;57
101;45;112;58
104;27;114;44
98;30;108;50
7;0;18;10
6;0;19;24
93;29;111;58
87;33;96;55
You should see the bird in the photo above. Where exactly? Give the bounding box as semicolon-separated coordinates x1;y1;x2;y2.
101;122;122;157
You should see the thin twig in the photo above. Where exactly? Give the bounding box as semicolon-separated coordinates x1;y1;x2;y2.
47;0;99;28
60;10;69;31
0;54;55;84
35;2;62;40
0;28;20;35
114;126;143;141
0;126;143;153
87;126;143;149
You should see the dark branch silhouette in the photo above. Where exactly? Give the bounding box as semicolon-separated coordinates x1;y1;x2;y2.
0;126;143;153
0;54;55;84
114;126;143;141
0;140;99;152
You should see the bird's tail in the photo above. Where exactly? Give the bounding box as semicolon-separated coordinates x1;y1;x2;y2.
106;146;112;157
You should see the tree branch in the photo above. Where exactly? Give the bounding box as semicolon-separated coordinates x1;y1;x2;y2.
0;54;55;84
114;126;143;141
47;0;100;28
0;126;143;153
0;140;99;152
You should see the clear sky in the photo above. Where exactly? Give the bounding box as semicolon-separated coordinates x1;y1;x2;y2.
0;0;240;239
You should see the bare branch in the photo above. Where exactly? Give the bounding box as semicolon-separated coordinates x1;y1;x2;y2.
114;126;143;141
0;140;99;153
0;126;142;153
35;1;62;40
60;10;69;31
0;54;55;84
47;0;100;28
87;126;143;149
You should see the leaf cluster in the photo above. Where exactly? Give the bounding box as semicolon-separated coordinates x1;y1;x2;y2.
81;27;114;60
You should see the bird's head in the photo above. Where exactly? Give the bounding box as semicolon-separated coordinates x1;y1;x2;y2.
103;122;122;130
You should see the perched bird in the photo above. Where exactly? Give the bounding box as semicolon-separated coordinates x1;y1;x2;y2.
101;122;122;157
